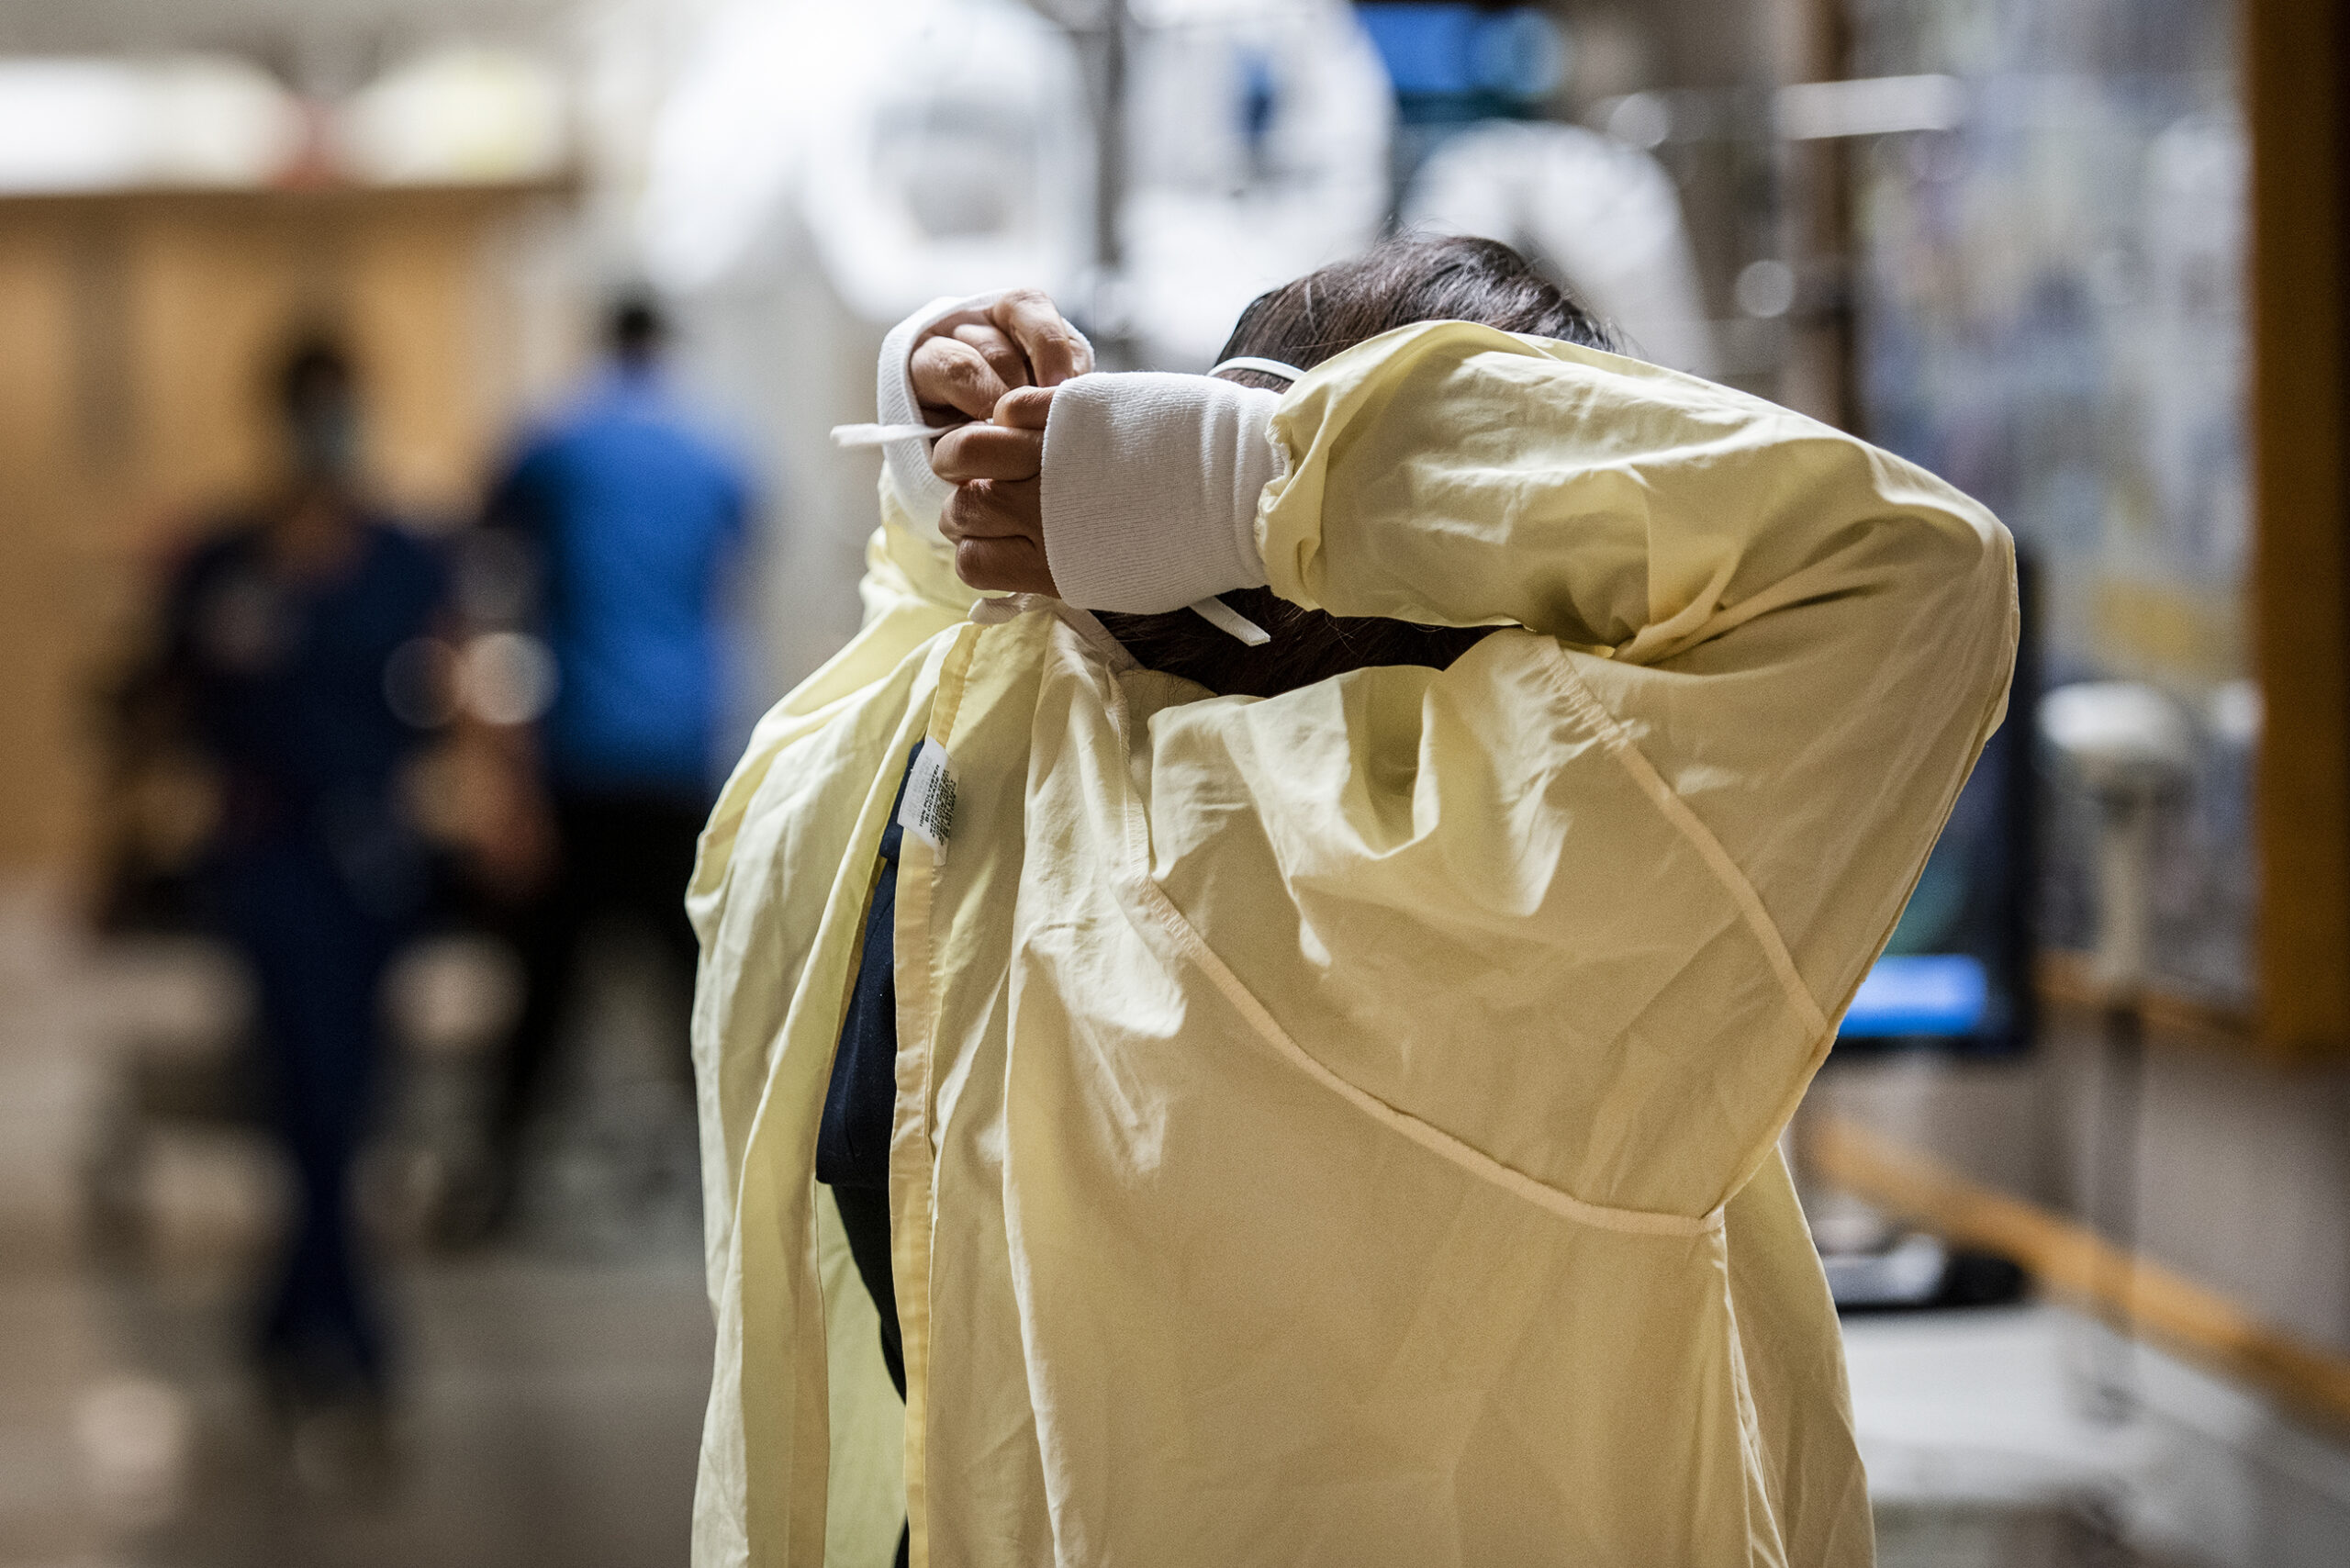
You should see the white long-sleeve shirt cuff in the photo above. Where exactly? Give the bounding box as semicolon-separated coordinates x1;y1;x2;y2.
1038;372;1281;614
876;292;1096;536
877;293;992;532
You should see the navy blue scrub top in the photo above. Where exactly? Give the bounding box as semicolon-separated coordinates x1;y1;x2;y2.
814;745;923;1190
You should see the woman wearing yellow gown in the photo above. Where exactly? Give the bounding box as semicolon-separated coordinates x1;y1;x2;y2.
688;237;2014;1567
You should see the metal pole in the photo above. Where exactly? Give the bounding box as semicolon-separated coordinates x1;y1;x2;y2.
2088;991;2144;1423
2084;790;2154;1424
1082;0;1135;368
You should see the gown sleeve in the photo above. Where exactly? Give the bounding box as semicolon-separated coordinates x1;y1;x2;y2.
1134;320;2016;1216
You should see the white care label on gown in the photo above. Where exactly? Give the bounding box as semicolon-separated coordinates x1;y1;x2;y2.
899;738;957;864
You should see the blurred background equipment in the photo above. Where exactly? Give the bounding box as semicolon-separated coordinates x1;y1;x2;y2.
642;0;1093;309
1403;119;1719;375
1114;0;1393;369
1355;2;1567;190
640;0;1096;686
4;0;2350;1565
2037;680;2197;1425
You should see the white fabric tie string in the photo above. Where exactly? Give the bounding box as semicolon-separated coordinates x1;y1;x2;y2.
831;420;949;448
1208;356;1308;384
1186;358;1303;644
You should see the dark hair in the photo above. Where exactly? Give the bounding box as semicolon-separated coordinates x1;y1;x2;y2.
1097;234;1615;699
275;333;353;417
610;294;666;364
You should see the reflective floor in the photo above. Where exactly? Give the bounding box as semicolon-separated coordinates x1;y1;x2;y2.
0;897;712;1568
1846;1305;2350;1568
17;1253;712;1568
6;889;2350;1568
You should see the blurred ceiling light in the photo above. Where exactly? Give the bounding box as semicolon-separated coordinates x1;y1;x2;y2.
337;46;567;185
0;60;149;191
0;55;300;194
1775;74;1964;140
147;58;306;185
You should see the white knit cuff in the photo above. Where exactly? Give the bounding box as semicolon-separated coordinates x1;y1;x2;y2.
877;294;993;533
876;292;1096;536
1039;373;1281;614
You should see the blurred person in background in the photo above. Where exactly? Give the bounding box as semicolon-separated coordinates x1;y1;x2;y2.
138;333;447;1455
465;294;750;1237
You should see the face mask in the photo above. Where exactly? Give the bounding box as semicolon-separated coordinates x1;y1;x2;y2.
288;398;360;484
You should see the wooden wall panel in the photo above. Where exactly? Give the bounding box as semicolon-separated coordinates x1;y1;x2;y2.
2247;0;2350;1058
0;217;106;873
0;184;575;889
348;205;498;517
134;206;316;516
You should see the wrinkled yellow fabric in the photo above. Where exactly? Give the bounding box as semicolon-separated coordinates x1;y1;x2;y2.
687;321;2016;1568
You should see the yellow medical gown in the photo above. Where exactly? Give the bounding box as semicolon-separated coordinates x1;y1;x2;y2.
686;322;2017;1567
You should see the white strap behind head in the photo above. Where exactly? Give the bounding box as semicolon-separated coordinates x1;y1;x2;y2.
1208;355;1307;384
1191;358;1294;645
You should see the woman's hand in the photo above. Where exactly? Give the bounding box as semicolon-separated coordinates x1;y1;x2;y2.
909;289;1091;423
911;289;1084;596
932;386;1056;595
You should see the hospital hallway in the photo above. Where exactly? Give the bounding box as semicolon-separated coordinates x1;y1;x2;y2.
0;890;714;1568
2;880;2348;1568
6;0;2350;1560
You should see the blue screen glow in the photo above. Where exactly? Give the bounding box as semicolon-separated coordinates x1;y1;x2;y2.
1839;955;1990;1038
1357;6;1483;96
